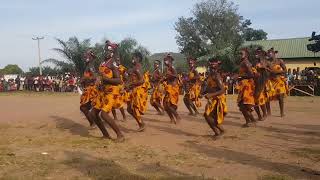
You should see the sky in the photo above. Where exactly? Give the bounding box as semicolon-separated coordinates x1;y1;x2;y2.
1;0;319;71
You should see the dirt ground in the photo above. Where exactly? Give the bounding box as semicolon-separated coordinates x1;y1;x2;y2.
0;92;319;180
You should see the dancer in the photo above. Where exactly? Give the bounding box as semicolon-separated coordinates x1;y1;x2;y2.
111;57;127;121
253;48;269;121
237;49;257;127
203;57;227;139
163;54;181;124
150;60;165;115
268;48;288;117
126;52;147;132
184;57;201;116
90;41;124;141
80;49;97;128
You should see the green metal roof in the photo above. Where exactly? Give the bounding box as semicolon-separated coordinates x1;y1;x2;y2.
243;37;320;59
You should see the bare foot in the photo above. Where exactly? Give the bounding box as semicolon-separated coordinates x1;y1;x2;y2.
137;123;146;132
89;124;97;130
242;123;249;128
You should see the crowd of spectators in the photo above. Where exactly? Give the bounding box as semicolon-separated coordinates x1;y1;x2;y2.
0;74;79;92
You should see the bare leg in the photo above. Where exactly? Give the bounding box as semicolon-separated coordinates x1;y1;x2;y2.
100;111;124;142
80;103;95;127
240;104;256;127
119;107;127;121
266;101;271;116
151;102;162;114
164;102;175;123
190;101;199;115
279;94;285;117
183;95;194;115
254;106;263;121
168;104;181;123
260;104;267;120
90;108;111;138
128;105;145;131
154;101;164;114
112;109;118;120
204;115;220;138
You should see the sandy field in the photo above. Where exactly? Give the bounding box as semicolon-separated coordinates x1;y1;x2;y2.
0;92;319;180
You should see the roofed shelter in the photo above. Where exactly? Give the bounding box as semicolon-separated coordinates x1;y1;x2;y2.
243;37;320;70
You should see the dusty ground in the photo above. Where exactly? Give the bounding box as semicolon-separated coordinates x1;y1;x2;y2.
0;92;319;180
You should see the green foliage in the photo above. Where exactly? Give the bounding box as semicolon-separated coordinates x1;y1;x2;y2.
58;37;152;74
242;20;268;41
117;38;151;72
149;52;187;73
175;0;268;72
26;66;62;76
0;64;23;75
42;37;91;76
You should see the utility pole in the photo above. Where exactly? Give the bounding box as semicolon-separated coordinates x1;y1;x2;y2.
32;36;44;76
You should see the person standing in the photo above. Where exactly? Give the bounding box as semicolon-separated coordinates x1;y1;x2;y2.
150;60;165;115
237;49;256;127
162;54;181;124
202;57;227;140
126;52;147;132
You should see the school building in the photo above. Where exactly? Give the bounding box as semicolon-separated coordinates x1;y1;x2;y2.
244;37;320;70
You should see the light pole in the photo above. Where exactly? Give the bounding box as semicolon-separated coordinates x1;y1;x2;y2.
32;36;44;76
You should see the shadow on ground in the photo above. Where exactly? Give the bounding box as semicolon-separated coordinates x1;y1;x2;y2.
50;115;89;137
63;150;209;180
182;141;319;180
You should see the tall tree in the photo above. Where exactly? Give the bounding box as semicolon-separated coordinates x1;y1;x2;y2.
42;37;91;76
175;0;268;71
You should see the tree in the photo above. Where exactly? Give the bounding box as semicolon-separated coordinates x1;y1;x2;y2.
116;38;151;72
241;20;268;41
0;64;23;75
175;0;268;71
42;37;91;76
27;66;62;76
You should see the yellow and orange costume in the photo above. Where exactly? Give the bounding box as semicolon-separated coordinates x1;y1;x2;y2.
204;76;227;124
187;71;202;107
237;66;255;106
163;82;180;108
252;67;267;106
270;63;288;99
163;67;180;108
150;70;164;105
129;71;148;123
80;71;98;105
112;65;127;109
91;62;119;113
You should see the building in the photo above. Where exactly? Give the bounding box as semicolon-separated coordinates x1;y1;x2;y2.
244;37;320;70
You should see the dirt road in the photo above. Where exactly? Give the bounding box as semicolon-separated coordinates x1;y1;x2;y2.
0;92;319;180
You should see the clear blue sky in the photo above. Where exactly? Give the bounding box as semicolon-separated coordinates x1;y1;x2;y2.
1;0;319;70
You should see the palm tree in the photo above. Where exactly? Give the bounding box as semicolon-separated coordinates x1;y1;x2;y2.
42;37;91;76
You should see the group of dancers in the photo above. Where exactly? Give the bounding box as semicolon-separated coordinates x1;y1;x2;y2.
79;40;288;142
